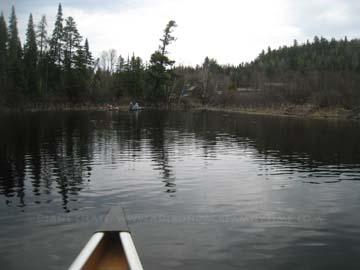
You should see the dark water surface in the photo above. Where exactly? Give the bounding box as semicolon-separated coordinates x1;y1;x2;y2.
1;110;360;269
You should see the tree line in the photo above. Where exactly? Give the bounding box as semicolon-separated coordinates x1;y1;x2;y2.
1;3;360;109
0;4;177;107
172;37;360;109
0;5;94;105
241;37;360;108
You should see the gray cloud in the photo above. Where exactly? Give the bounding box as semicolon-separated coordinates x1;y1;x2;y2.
2;0;360;65
1;0;136;15
288;0;360;40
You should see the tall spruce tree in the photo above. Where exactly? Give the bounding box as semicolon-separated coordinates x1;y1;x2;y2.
37;15;47;58
36;15;48;95
129;54;144;98
49;4;63;66
72;45;87;98
84;38;93;70
8;6;25;98
0;12;7;94
83;38;93;93
73;39;95;98
24;13;38;97
63;16;82;98
63;16;82;70
48;4;64;94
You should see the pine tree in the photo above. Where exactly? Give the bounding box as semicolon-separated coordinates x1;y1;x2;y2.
82;38;93;94
7;6;25;98
62;16;83;98
48;4;64;95
8;7;21;62
132;56;144;98
84;38;93;70
24;13;38;97
36;15;48;95
148;20;177;104
72;45;88;98
63;16;82;70
0;12;7;93
159;20;177;57
49;4;63;66
74;46;86;71
37;15;47;58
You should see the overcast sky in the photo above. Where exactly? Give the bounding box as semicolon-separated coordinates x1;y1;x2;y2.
1;0;360;65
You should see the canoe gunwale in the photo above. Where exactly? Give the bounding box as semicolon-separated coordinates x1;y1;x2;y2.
68;231;143;270
68;232;104;270
68;207;143;270
120;232;144;270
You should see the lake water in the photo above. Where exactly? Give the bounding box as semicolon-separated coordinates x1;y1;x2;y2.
1;110;360;269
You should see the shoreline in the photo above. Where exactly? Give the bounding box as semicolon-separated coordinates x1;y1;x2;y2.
195;105;360;121
1;103;359;121
0;103;131;113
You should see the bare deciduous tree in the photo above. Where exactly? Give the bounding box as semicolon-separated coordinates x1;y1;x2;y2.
109;49;117;73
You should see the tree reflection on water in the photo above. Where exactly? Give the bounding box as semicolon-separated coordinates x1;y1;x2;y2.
0;111;360;211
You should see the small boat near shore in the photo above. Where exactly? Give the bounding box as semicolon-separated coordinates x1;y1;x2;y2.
129;102;144;112
69;207;143;270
